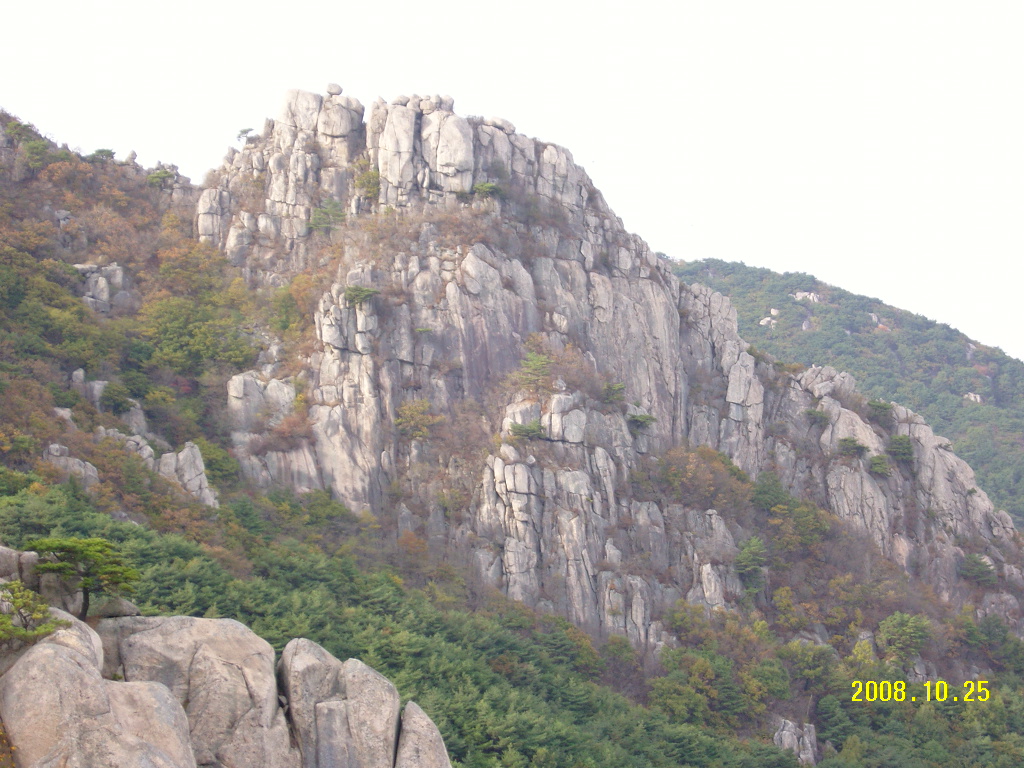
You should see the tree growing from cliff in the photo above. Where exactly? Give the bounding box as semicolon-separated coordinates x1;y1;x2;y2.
309;198;346;232
26;537;139;620
395;399;444;440
959;553;998;586
734;536;767;595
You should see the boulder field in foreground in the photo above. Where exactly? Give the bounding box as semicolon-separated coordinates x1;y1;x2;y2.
0;610;451;768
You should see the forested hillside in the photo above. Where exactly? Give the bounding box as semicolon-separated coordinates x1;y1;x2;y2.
3;102;1024;768
673;258;1024;524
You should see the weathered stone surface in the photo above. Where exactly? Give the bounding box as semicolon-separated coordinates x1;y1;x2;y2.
94;596;143;618
395;701;452;768
0;610;196;768
773;718;817;765
335;657;402;768
278;639;402;768
44;443;99;489
0;561;445;768
98;616;298;768
158;442;219;507
75;262;138;315
0;545;21;581
204;84;1022;647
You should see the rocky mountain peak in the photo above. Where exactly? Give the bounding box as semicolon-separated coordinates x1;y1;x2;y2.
196;85;1022;650
197;85;622;285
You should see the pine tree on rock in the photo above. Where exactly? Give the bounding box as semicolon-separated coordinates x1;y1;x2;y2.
27;536;139;620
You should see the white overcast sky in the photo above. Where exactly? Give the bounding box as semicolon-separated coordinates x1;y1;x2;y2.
4;1;1023;360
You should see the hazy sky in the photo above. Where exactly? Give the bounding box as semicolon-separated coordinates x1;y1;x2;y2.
4;1;1023;359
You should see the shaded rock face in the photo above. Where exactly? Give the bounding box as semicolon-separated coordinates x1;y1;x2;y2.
205;86;1023;646
43;442;100;490
156;441;219;508
395;701;453;768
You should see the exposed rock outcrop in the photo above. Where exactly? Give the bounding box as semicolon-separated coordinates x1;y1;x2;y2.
3;539;455;768
201;85;1023;648
99;616;297;767
7;612;457;768
46;376;219;508
0;610;197;768
73;262;141;315
43;442;100;489
773;718;818;765
278;638;402;768
156;442;219;508
0;600;453;768
395;701;453;768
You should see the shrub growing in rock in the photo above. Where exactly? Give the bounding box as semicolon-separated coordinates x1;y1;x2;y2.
343;286;380;306
888;435;914;462
803;409;829;428
509;420;545;441
867;399;894;427
600;382;626;404
146;168;174;187
0;580;69;648
627;414;656;436
354;164;380;199
98;381;133;414
868;455;891;477
506;349;553;394
472;182;504;199
309;198;346;232
837;437;868;458
959;553;997;587
395;399;443;440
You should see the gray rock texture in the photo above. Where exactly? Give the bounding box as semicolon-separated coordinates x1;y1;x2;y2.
201;85;1023;648
278;638;402;768
0;572;455;768
43;443;99;489
395;701;452;768
156;441;219;507
98;616;298;768
0;609;196;768
773;718;818;765
0;602;452;768
43;429;218;508
73;262;140;315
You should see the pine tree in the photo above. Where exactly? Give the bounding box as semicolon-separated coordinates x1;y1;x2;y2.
26;537;139;619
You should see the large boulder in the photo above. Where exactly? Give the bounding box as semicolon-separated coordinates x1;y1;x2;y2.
278;638;401;768
0;609;196;768
98;616;298;768
395;701;452;768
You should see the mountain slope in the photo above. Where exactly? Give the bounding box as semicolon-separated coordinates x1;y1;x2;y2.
197;86;1021;643
671;258;1024;524
3;88;1024;768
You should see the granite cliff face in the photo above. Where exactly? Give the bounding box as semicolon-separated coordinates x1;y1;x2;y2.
199;86;1022;649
